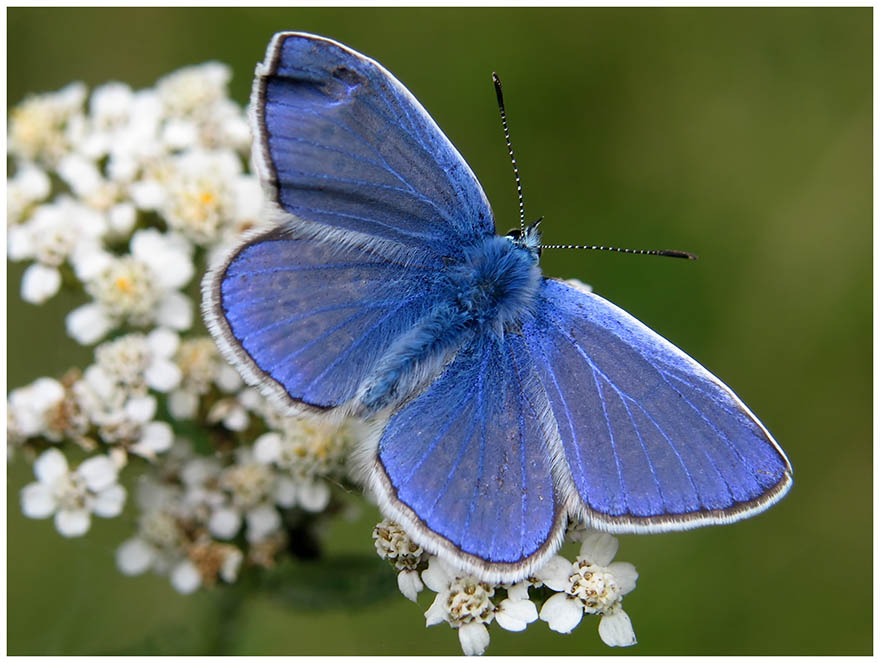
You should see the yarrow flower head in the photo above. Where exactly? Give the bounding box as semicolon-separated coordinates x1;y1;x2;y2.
66;228;194;345
20;448;125;537
538;530;638;647
373;519;427;602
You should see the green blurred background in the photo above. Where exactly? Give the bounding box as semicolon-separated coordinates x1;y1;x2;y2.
7;7;871;655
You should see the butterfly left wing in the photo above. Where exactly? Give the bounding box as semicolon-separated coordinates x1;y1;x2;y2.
360;333;566;583
252;32;495;262
203;225;449;417
522;279;792;532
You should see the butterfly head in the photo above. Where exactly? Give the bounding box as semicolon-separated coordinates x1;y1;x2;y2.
505;218;542;262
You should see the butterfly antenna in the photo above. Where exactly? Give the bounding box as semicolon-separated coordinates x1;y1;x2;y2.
493;73;526;237
540;243;698;259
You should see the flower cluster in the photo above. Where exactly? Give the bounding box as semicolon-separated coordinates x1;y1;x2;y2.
373;519;638;655
8;65;351;588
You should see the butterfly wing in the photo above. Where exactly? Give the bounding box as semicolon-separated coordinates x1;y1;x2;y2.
361;333;566;582
522;279;792;531
252;32;495;262
203;226;448;416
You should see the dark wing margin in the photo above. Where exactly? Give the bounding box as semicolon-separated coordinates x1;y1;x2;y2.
524;278;792;533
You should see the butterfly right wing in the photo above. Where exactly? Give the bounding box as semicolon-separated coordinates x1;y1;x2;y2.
203;226;447;416
522;279;792;532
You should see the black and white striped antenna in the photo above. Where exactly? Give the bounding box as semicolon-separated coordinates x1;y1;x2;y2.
492;73;696;261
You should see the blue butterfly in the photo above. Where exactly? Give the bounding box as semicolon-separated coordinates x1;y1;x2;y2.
203;32;792;582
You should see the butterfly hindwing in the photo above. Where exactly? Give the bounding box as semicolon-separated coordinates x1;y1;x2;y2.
364;332;566;582
204;226;448;415
252;32;495;262
523;279;792;531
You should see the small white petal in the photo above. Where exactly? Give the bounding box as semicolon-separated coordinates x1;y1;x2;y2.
608;561;639;596
598;608;637;647
138;421;174;453
506;581;531;602
424;593;448;627
66;303;114;345
579;531;618;566
77;455;118;492
209;507;242;540
7;225;33;260
108;202;137;234
273;476;298;508
397;569;424;602
168;389;199;419
116;537;155;575
147;327;180;357
458;622;490;656
144;358;182;392
215;365;243;392
21;482;56;518
156;291;192;330
31;377;65;408
245;503;281;543
536;555;573;592
422;555;455;593
130;180;165;210
21;263;61;303
70;245;113;281
92;483;126;517
219;548;244;582
539;593;584;634
34;448;69;484
296;479;330;513
125;395;157;422
55;508;91;537
222;406;248;432
495;598;538;632
252;432;282;464
170;560;202;594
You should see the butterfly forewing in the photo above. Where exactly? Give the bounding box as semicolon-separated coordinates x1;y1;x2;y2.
253;32;495;261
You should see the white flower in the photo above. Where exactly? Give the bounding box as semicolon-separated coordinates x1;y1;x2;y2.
167;336;242;419
538;531;638;647
66;228;194;344
7;164;51;225
9;82;87;164
494;582;538;632
7;377;65;439
372;519;426;602
73;367;173;459
20;448;125;537
10;195;108;304
94;329;182;394
159;149;244;245
422;556;495;656
253;427;347;513
156;62;232;120
207;395;250;432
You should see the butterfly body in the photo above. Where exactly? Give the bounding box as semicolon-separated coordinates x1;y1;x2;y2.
204;32;792;582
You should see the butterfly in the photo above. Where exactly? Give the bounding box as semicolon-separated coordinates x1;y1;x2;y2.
203;32;792;583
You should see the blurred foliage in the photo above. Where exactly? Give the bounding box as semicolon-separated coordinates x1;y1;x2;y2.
7;6;871;655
